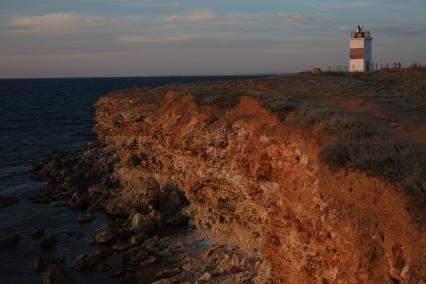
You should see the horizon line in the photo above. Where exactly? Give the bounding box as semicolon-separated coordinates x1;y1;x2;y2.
0;72;286;80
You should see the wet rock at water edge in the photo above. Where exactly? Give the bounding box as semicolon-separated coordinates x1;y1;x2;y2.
0;230;20;248
34;257;48;272
43;265;75;284
39;233;57;249
35;256;67;272
69;192;89;209
77;213;95;224
0;195;18;208
73;253;103;271
32;228;45;237
93;225;118;244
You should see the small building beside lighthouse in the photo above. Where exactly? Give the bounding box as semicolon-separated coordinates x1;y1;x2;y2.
349;25;373;72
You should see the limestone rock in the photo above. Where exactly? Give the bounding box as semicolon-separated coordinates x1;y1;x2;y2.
43;265;75;284
129;232;149;246
0;195;18;208
31;228;45;237
39;233;57;249
93;225;117;244
151;280;171;284
198;272;212;282
0;230;20;248
77;213;95;224
155;268;180;278
140;255;157;267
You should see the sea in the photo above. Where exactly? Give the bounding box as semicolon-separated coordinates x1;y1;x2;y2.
0;76;260;283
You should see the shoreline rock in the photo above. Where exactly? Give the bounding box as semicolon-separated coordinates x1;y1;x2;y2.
32;228;45;237
0;195;18;208
43;265;75;284
0;230;20;249
38;233;57;249
29;143;263;283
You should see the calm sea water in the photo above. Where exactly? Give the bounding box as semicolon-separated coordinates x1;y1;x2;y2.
0;76;259;283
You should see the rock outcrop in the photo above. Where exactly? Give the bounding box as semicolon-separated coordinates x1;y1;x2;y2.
93;88;426;284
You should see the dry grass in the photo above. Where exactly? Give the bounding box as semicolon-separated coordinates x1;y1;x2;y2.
292;104;426;211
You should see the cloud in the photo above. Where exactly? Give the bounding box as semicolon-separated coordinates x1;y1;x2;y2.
116;35;192;44
322;2;372;10
10;13;107;34
166;10;216;22
165;10;315;28
276;12;315;24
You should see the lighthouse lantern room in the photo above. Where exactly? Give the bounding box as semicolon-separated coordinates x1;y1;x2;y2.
349;25;373;72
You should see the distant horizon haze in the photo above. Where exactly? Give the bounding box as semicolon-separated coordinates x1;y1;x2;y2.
1;0;425;78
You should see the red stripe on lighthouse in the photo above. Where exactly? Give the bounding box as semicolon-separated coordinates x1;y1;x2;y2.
350;48;364;59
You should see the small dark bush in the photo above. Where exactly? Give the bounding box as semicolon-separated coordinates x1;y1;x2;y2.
321;136;410;182
292;103;337;128
260;95;300;113
191;88;243;109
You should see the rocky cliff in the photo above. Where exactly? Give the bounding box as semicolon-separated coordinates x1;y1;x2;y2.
94;73;426;284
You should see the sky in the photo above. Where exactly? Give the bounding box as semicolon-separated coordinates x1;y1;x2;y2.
0;0;425;78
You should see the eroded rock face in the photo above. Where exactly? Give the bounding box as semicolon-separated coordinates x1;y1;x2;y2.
42;265;75;284
94;90;426;283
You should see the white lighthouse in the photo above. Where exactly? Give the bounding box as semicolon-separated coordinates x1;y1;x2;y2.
349;25;373;72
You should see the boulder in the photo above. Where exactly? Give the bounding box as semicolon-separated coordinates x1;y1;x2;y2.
128;232;149;246
43;265;75;284
112;242;129;252
39;234;57;249
140;255;157;267
34;257;46;272
0;230;20;248
131;213;157;235
69;192;89;209
34;256;67;272
93;225;117;244
0;195;18;208
131;249;149;262
151;280;171;284
73;254;102;271
198;272;212;282
32;228;45;237
155;268;180;278
130;213;145;233
77;213;95;224
215;258;232;274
